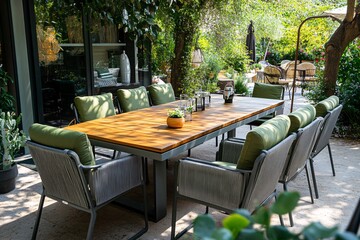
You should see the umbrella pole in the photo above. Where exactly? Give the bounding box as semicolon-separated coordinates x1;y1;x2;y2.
290;15;341;112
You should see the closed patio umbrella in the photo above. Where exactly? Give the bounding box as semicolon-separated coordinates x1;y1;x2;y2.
246;20;256;63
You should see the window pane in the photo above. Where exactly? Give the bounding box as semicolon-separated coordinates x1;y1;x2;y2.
35;1;87;126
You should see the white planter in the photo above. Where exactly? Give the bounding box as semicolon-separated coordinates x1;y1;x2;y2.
120;51;131;84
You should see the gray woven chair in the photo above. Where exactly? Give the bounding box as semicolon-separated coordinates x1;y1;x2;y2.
72;93;118;159
171;115;297;239
248;83;285;128
215;82;285;146
28;124;148;240
310;98;343;198
279;105;324;226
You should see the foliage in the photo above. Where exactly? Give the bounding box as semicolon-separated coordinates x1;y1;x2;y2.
234;75;249;95
311;46;326;67
180;57;221;97
249;63;262;70
306;40;360;138
336;40;360;138
0;68;15;113
266;48;282;66
221;42;250;74
151;24;175;75
35;0;161;44
193;191;357;240
167;108;184;118
0;112;27;170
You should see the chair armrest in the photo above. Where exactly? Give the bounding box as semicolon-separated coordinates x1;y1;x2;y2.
176;158;248;210
216;138;245;164
88;155;142;205
81;164;102;171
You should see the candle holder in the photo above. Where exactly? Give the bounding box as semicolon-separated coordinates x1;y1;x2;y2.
195;91;210;111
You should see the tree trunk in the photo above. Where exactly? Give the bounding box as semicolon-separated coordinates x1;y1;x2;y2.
170;17;197;96
323;1;360;96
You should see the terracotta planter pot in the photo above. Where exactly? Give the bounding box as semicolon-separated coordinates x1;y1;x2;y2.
167;117;185;128
0;163;18;194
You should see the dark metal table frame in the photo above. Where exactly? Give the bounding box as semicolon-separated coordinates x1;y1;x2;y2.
89;100;284;222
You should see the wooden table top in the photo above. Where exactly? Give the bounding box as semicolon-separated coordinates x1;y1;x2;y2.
66;96;284;153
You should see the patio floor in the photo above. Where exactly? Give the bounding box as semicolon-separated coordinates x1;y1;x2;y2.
1;92;359;239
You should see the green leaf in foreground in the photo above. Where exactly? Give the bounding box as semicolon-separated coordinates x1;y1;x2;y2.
302;222;338;240
267;225;299;240
194;214;216;238
223;213;251;238
253;206;271;227
271;192;300;215
211;228;233;240
237;228;265;240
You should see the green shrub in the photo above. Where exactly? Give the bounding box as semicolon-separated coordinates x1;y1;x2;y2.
193;191;357;240
0;68;15;112
306;40;360;138
234;75;249;95
180;54;222;96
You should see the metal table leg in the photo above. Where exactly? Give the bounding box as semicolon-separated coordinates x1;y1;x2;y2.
153;160;167;221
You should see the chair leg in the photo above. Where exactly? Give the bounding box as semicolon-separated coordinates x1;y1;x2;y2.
171;194;178;240
327;143;336;176
171;165;179;240
275;193;284;226
86;210;97;240
305;164;314;204
282;182;294;227
215;136;218;147
32;191;46;240
188;149;191;157
309;157;319;199
130;158;149;240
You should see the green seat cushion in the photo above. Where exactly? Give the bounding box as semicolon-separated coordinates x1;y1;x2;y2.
237;115;290;170
29;123;95;166
252;83;284;99
288;104;316;133
117;86;150;112
74;93;116;122
212;161;237;170
147;83;176;105
315;95;340;117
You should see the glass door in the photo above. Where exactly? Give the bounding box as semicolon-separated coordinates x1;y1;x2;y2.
34;1;88;126
90;19;126;94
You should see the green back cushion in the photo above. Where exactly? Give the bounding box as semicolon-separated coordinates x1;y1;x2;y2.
147;83;176;105
315;95;340;117
252;83;284;99
117;86;150;112
74;93;116;122
29;123;95;166
237;115;290;170
288;104;316;133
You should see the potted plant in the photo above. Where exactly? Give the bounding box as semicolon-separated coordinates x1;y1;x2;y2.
0;112;27;194
167;108;185;128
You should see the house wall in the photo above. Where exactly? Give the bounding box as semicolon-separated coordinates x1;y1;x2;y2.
10;0;34;135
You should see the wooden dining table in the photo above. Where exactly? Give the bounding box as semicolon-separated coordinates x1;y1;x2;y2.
66;95;284;221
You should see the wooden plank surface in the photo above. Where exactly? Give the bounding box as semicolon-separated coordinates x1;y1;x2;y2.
66;96;284;153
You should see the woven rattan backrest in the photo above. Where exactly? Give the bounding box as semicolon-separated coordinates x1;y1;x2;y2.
241;133;296;212
313;105;343;155
280;118;323;182
27;141;91;209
